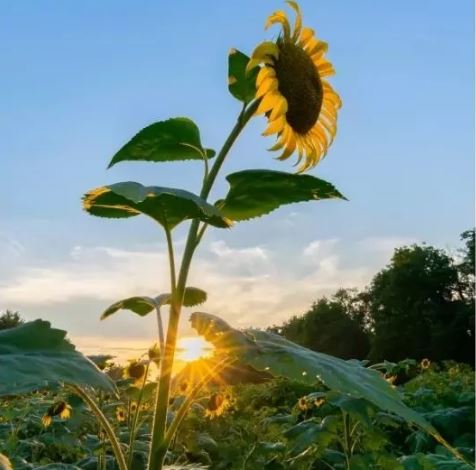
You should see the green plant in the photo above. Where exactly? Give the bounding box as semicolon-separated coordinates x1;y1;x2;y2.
1;2;470;470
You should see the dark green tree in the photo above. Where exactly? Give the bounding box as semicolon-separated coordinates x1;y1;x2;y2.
367;240;474;364
0;310;24;330
271;289;371;360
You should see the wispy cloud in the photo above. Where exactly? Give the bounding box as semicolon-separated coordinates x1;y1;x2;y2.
0;236;411;339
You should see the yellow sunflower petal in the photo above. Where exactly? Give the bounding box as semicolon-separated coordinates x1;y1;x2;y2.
256;91;282;114
299;27;315;47
317;61;335;77
269;95;288;120
265;11;291;39
256;66;276;87
276;131;296;160
286;1;302;41
262;115;286;136
308;40;328;58
246;42;279;73
256;76;278;99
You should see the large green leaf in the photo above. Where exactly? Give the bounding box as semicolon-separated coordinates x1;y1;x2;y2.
228;49;259;103
189;312;435;435
83;182;230;230
101;287;208;320
108;117;215;168
284;416;340;456
0;320;115;395
216;170;346;221
400;453;474;470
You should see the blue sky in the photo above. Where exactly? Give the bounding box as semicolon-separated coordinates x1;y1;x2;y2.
0;1;474;357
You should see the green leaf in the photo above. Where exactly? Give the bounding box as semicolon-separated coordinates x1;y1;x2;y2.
284;416;339;456
0;320;115;395
217;170;346;221
228;49;259;103
83;182;230;230
108;117;215;168
101;287;207;320
189;312;436;436
400;454;474;470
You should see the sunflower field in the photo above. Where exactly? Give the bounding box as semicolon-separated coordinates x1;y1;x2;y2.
0;354;474;469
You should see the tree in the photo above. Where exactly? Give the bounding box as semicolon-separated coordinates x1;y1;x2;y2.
367;242;474;364
457;228;475;301
0;310;24;330
271;289;371;360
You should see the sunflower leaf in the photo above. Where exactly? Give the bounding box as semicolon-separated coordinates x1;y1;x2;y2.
108;117;215;168
216;170;346;221
101;288;208;320
83;182;231;230
228;49;259;103
0;320;116;395
189;312;438;437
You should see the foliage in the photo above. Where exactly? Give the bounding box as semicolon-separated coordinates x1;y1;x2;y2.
1;361;473;469
0;320;115;395
270;289;370;359
368;241;474;364
0;311;24;331
273;231;475;366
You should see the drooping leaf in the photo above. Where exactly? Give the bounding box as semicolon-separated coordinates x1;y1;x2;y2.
189;312;436;435
216;170;346;221
83;182;230;230
101;287;207;320
400;453;474;470
0;320;115;395
108;117;215;168
228;49;259;103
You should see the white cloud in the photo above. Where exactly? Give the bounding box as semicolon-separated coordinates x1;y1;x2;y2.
0;236;415;339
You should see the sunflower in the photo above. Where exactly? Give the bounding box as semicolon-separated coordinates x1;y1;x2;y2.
41;401;72;427
116;406;126;422
148;343;161;365
204;392;232;419
248;1;341;172
123;359;146;386
420;358;431;370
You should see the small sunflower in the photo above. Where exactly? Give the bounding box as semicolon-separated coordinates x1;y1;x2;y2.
298;397;309;411
41;401;72;427
148;343;161;365
130;401;138;413
314;398;325;408
205;392;232;419
248;1;341;172
420;358;431;370
448;366;459;378
123;359;146;386
116;406;126;422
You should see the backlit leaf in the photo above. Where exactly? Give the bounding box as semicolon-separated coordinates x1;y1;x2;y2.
101;288;207;320
189;312;436;436
83;182;230;230
0;320;115;395
217;170;346;221
108;117;215;168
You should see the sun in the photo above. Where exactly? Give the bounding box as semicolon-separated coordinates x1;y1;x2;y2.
177;336;213;362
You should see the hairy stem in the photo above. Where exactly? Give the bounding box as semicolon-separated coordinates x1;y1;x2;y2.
163;356;235;448
70;385;127;470
148;100;258;470
128;363;150;468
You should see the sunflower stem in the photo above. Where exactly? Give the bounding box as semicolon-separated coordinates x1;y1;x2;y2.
127;362;150;468
70;385;127;470
147;101;258;470
163;356;236;449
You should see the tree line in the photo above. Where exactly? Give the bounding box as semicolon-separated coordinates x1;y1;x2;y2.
270;229;475;365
